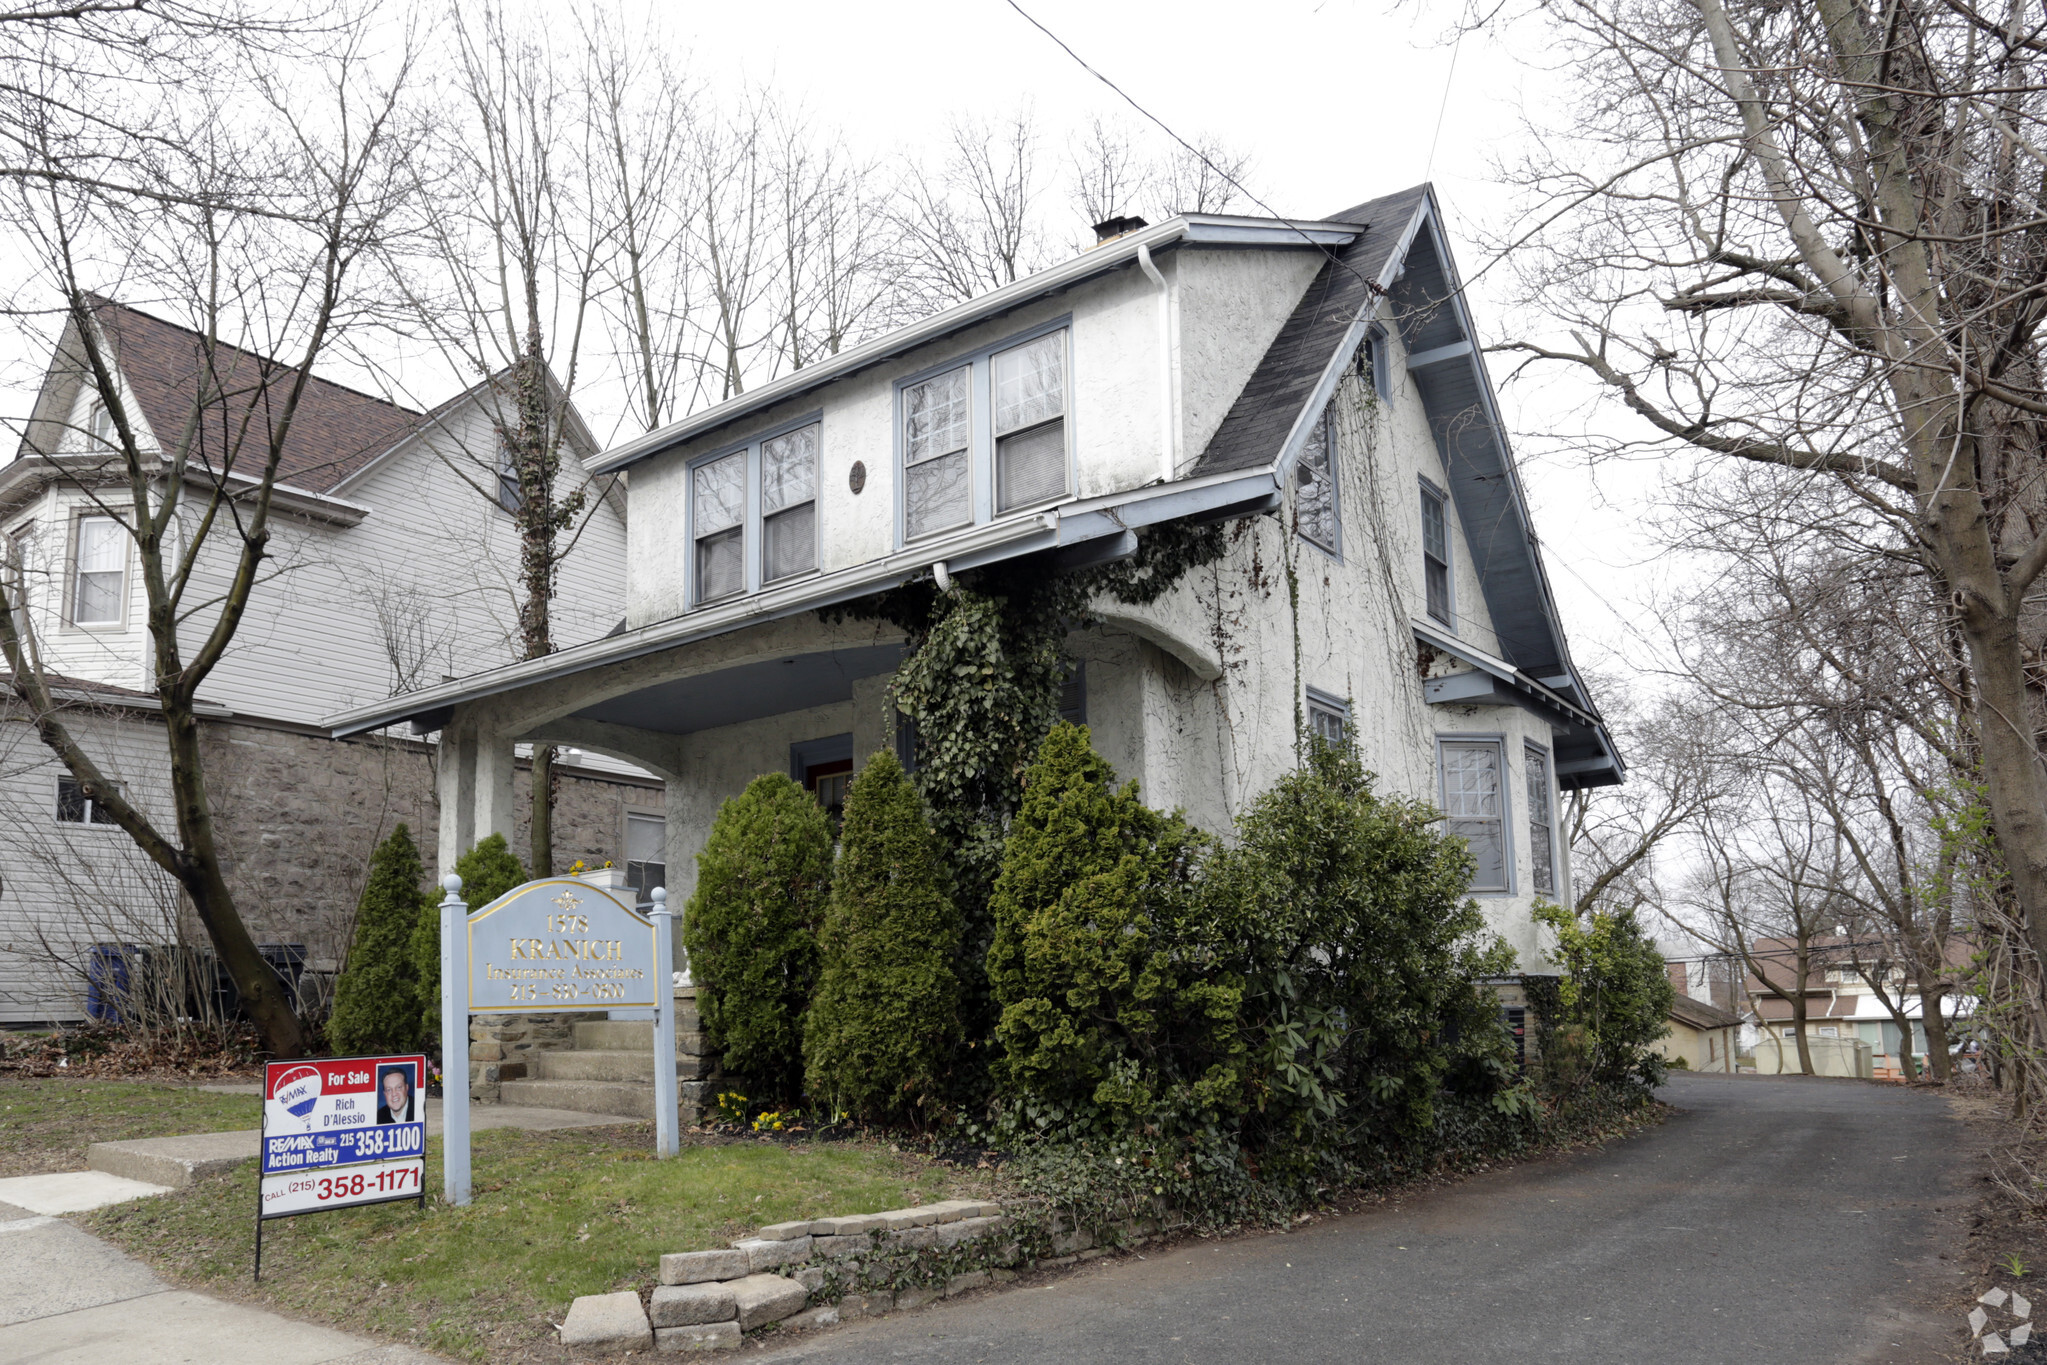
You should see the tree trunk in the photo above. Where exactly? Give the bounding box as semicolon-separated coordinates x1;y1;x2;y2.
1920;986;1953;1082
163;698;307;1055
530;743;555;878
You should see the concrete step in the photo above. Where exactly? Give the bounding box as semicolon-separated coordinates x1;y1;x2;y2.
537;1049;714;1083
498;1078;660;1120
87;1131;259;1188
573;1020;709;1054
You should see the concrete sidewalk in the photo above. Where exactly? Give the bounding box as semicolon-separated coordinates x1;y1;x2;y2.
88;1097;626;1188
0;1200;443;1365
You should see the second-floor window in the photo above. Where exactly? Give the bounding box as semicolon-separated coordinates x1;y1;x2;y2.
1296;408;1338;553
71;515;125;626
901;323;1071;542
496;442;522;514
57;775;119;826
1421;481;1451;625
1526;744;1556;896
692;420;821;605
1307;689;1348;746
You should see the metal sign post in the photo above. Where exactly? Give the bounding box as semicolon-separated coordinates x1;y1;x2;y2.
651;886;677;1158
438;874;471;1206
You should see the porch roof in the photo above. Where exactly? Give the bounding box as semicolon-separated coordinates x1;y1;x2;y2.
322;464;1281;739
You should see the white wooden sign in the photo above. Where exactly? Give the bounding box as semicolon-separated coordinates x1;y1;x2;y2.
465;878;657;1012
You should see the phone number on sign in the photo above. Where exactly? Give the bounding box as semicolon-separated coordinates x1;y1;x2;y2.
261;1158;423;1217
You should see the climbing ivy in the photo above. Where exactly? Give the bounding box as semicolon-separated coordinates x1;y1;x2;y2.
825;520;1227;1049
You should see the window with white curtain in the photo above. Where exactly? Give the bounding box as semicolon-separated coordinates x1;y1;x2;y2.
1440;738;1508;892
900;324;1072;542
693;452;745;603
71;515;125;626
1296;407;1338;553
761;424;818;582
1525;744;1556;896
904;366;971;539
992;331;1067;513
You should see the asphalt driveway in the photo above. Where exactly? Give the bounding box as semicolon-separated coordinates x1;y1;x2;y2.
764;1073;1980;1364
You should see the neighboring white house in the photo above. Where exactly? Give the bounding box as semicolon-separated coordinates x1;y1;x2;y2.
0;300;642;1024
326;184;1623;971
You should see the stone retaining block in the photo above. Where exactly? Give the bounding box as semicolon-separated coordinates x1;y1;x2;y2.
655;1321;739;1352
727;1273;808;1330
560;1290;652;1355
754;1219;818;1241
661;1248;750;1284
732;1236;812;1272
651;1282;737;1327
781;1305;840;1331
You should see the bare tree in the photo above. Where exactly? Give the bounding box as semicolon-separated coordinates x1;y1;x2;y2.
0;18;420;1057
1492;0;2047;977
393;1;615;876
894;108;1051;310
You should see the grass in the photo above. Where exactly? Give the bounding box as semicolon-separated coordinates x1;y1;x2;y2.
84;1122;1000;1363
0;1078;261;1177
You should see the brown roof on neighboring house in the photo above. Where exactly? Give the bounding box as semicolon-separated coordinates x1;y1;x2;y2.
94;300;424;493
1670;995;1741;1031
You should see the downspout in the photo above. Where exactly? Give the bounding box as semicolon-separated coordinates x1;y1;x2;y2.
1136;244;1176;483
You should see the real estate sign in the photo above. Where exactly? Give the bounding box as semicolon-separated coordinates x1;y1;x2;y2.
466;878;657;1012
256;1053;427;1277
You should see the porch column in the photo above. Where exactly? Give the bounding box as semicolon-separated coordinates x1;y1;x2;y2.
435;708;518;874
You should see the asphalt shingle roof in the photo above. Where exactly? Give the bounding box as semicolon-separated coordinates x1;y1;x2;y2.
93;300;425;493
1192;184;1429;477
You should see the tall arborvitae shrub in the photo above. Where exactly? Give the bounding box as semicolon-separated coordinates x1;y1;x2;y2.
805;751;961;1124
684;773;833;1101
986;723;1231;1135
329;824;431;1054
413;833;527;1043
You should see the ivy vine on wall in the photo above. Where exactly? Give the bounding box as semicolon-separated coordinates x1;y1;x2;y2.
824;519;1227;1047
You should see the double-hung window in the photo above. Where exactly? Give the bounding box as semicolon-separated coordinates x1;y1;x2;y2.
904;367;971;539
1420;481;1451;625
624;812;666;904
1306;689;1348;747
901;323;1071;542
1525;744;1557;896
760;424;818;583
1296;407;1338;554
71;515;125;626
693;451;746;602
1440;738;1509;892
496;442;522;514
992;330;1067;513
691;419;820;605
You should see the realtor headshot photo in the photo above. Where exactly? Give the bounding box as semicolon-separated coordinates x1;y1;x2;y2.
375;1065;416;1125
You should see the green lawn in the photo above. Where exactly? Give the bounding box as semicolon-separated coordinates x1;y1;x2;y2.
0;1079;260;1178
84;1123;998;1362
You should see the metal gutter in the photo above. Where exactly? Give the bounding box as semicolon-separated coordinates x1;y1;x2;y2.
1413;616;1606;733
587;215;1360;478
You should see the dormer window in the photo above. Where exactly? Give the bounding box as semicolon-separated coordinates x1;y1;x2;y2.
899;321;1071;543
690;418;821;606
904;367;971;539
693;450;746;602
992;331;1066;513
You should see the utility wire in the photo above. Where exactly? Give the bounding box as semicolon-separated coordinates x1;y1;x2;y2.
1000;0;1382;302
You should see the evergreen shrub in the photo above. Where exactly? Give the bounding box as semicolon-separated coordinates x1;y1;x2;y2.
804;750;961;1124
986;723;1236;1136
684;772;832;1101
329;824;431;1055
1531;900;1675;1099
413;833;527;1042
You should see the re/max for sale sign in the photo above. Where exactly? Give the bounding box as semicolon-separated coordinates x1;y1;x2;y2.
259;1054;426;1220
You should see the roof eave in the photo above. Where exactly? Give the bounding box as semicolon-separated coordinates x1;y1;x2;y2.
586;215;1361;479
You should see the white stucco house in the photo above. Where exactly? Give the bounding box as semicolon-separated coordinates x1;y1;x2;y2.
0;300;644;1024
325;184;1623;968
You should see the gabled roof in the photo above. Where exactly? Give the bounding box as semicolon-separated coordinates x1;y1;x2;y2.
1192;183;1621;787
1670;994;1742;1032
51;300;427;493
